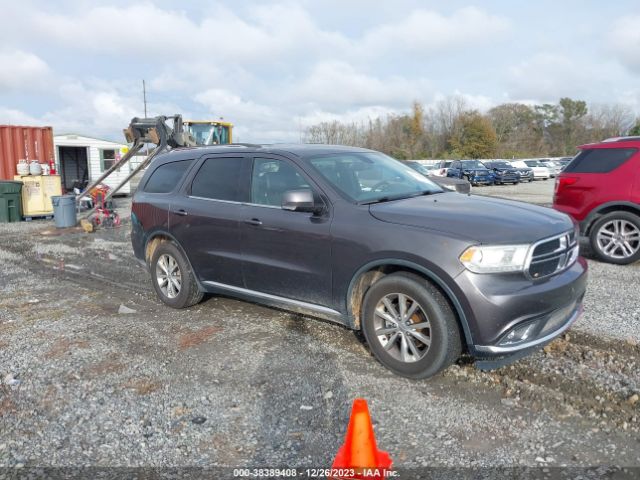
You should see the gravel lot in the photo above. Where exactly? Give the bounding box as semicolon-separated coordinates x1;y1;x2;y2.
1;185;639;474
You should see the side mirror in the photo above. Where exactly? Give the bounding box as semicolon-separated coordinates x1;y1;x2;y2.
282;189;322;214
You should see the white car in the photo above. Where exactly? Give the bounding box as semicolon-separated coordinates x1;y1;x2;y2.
431;160;452;177
511;160;550;180
540;160;562;177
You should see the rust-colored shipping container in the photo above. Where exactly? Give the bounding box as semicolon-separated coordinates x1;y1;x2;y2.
0;125;55;180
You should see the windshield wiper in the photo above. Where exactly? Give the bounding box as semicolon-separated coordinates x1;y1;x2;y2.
360;196;396;205
360;190;440;205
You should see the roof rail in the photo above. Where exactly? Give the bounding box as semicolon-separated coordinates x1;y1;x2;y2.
602;136;640;143
229;143;263;148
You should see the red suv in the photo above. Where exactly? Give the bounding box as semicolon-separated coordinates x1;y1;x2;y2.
554;136;640;264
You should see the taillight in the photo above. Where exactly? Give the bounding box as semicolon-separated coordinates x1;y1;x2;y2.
555;176;578;194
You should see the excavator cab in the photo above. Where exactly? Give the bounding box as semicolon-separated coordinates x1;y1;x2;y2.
183;120;233;145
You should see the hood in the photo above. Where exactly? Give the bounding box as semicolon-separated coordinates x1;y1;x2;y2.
369;193;573;244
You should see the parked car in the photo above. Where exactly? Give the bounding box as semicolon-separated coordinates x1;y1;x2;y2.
432;160;452;177
483;161;520;185
554;136;640;264
132;144;587;379
507;161;534;182
447;160;494;185
556;157;573;171
511;160;551;180
404;161;434;176
540;159;562;177
404;161;471;194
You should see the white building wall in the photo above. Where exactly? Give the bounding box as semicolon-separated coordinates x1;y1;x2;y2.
54;135;132;194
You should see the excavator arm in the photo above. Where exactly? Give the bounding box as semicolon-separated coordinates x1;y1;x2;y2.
78;115;195;209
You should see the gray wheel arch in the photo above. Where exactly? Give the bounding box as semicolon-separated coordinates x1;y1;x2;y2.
346;259;475;348
143;230;205;292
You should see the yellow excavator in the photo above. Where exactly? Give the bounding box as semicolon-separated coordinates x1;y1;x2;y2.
183;120;233;145
76;115;232;230
78;115;234;207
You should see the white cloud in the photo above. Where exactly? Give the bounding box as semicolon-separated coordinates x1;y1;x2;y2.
195;88;273;120
608;16;640;73
25;3;349;66
19;3;510;67
507;53;584;102
0;50;50;90
360;7;511;56
290;61;431;108
0;107;40;125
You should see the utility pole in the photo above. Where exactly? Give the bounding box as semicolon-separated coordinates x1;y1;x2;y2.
142;79;149;156
142;79;148;118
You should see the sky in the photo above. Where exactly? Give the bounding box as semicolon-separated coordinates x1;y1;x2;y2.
0;0;639;143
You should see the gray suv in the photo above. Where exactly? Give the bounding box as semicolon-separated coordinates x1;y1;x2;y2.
131;145;587;379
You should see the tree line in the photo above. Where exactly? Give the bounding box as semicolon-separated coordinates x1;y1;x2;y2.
304;97;640;159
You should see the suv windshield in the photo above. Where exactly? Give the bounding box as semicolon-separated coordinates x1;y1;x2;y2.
524;160;541;167
489;162;511;168
460;160;487;169
308;152;442;203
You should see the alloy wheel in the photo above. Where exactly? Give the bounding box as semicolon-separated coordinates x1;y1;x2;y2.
373;293;431;363
156;253;182;299
596;219;640;259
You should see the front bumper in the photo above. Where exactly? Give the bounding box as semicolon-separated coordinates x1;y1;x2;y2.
454;256;588;356
470;175;493;184
474;301;582;354
494;174;519;183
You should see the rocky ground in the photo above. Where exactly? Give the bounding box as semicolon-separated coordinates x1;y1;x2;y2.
0;187;639;477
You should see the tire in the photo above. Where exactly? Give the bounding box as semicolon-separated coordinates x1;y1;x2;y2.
361;272;462;379
589;212;640;265
150;241;204;308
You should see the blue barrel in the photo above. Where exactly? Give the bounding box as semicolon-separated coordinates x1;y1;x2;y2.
51;195;77;228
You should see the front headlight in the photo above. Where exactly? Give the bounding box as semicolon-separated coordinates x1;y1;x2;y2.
459;244;530;273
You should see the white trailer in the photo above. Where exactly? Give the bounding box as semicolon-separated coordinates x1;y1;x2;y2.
53;134;132;195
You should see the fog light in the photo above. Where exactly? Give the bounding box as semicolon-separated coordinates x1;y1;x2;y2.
498;319;542;347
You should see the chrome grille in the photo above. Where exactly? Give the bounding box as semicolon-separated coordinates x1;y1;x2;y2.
528;231;579;280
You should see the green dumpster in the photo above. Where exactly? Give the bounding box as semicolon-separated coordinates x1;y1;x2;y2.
0;181;23;223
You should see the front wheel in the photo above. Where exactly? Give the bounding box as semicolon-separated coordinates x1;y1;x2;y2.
150;242;204;308
589;212;640;265
361;273;462;379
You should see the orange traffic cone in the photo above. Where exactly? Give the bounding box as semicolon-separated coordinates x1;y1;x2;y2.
329;398;392;479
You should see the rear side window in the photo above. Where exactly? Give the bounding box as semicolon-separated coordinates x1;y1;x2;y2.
191;157;244;201
144;160;193;193
564;148;637;173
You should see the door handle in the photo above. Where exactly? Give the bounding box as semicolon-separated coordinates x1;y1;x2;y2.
174;209;188;216
244;218;262;226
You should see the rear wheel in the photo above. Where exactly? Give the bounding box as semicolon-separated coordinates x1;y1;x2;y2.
361;273;462;379
589;212;640;265
150;242;204;308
